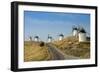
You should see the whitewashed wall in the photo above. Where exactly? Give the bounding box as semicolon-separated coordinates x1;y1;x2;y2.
79;33;87;42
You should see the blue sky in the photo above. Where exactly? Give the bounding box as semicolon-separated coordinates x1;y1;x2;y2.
24;11;90;41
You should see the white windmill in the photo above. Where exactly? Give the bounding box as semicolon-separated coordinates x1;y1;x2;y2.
34;35;39;42
29;36;32;41
72;25;78;37
47;34;52;43
78;27;87;42
58;34;64;41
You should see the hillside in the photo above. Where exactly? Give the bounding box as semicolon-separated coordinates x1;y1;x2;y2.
24;41;52;62
53;36;90;59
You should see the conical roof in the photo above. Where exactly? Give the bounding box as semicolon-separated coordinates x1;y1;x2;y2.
59;34;64;37
34;36;39;38
73;27;78;30
48;34;52;39
48;36;52;39
79;28;86;33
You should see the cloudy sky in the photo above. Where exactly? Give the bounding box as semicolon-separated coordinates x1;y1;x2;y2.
24;11;90;42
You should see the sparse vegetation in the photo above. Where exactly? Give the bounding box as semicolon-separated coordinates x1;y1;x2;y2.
24;36;90;62
24;41;52;62
53;36;90;59
39;42;45;47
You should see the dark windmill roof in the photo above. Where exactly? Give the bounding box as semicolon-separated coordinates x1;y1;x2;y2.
79;28;86;33
48;34;52;39
72;26;78;32
73;27;78;30
34;36;39;38
29;36;32;39
48;36;52;39
59;34;64;37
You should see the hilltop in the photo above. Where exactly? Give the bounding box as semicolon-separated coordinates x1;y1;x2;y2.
53;36;90;59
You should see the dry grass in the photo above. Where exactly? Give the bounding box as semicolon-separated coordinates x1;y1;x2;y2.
24;41;52;62
53;36;90;59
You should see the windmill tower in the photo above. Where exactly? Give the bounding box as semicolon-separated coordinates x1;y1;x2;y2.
72;26;78;37
78;27;87;42
59;34;64;41
29;36;32;41
34;35;39;42
47;34;52;43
